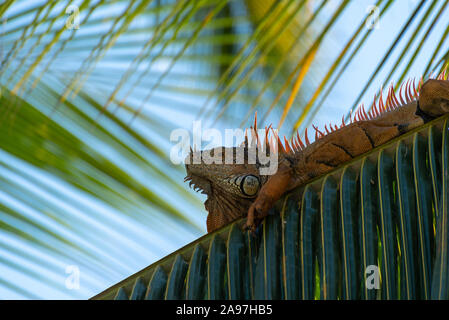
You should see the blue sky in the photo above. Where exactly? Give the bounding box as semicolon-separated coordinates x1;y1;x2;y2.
1;0;448;299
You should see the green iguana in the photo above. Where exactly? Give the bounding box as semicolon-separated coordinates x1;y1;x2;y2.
185;75;449;233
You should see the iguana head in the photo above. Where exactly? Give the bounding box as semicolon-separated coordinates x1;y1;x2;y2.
185;146;270;233
184;114;302;233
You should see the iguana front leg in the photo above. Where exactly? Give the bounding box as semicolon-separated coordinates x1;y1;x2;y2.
245;159;294;232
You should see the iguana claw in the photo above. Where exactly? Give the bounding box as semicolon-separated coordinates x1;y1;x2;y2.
244;204;258;233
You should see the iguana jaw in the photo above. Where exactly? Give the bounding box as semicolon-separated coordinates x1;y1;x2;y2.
184;147;265;232
184;173;211;195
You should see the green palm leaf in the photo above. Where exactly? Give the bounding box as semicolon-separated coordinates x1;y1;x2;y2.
1;0;449;299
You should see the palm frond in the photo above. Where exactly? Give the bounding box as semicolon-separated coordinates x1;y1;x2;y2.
1;0;449;299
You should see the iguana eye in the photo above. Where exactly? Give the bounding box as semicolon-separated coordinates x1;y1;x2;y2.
240;175;260;197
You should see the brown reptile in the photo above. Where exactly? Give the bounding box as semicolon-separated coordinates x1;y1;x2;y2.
185;74;449;233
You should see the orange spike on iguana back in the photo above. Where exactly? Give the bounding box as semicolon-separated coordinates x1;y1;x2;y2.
296;131;305;149
384;85;392;111
418;76;424;91
312;124;324;139
371;93;379;115
360;103;368;120
353;109;359;122
385;84;396;111
263;125;271;152
413;79;419;99
404;79;411;103
399;82;406;105
407;79;412;102
239;75;436;159
253;111;258;131
379;86;385;112
270;128;286;154
304;128;310;146
284;136;292;153
390;85;399;109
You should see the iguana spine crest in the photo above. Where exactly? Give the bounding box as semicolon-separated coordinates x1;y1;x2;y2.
248;70;447;156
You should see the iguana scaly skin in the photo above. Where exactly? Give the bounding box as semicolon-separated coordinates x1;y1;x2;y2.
185;76;449;233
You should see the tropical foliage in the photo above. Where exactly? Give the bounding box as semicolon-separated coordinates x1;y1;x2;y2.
0;0;448;299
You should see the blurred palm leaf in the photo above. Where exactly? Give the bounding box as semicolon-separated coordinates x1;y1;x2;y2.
0;0;449;299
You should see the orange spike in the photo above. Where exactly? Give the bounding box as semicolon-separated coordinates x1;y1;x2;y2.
313;124;324;137
385;86;391;109
371;99;378;116
408;79;413;102
355;109;361;122
296;141;301;151
291;137;298;151
262;126;269;152
356;106;362;121
418;76;424;91
342;115;346;127
388;85;396;110
296;131;305;149
372;93;379;115
358;109;362;122
391;86;400;108
412;79;418;99
379;86;385;111
304;128;310;145
385;86;392;109
367;109;372;119
253;112;258;131
404;79;411;103
385;85;393;111
251;115;260;148
388;85;395;109
272;129;285;154
391;84;401;110
361;104;368;120
379;89;386;112
398;82;406;105
284;136;292;153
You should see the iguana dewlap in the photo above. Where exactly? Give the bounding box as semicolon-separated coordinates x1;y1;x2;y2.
185;77;449;233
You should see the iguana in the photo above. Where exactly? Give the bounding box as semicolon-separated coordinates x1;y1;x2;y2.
185;75;449;233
